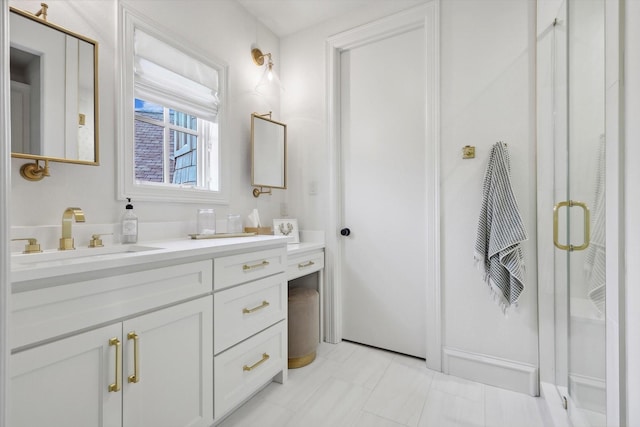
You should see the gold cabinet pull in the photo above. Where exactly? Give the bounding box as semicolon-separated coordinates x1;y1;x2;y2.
243;353;270;371
298;261;315;268
553;200;591;251
242;260;269;271
243;300;270;314
108;337;122;392
127;332;140;384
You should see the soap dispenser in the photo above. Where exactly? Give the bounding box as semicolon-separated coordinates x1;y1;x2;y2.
121;198;138;244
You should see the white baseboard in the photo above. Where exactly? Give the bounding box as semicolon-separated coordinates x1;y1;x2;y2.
568;374;606;415
442;347;539;396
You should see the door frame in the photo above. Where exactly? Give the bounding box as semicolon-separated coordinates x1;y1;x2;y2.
1;0;11;425
325;0;441;371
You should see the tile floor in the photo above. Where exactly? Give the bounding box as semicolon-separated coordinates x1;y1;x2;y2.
218;340;554;427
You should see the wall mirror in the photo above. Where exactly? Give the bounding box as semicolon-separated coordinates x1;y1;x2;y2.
9;6;99;172
251;112;286;198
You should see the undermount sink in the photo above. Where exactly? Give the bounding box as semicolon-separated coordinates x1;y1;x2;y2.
11;245;164;268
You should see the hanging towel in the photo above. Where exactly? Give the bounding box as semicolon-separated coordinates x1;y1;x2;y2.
584;135;606;315
474;142;528;313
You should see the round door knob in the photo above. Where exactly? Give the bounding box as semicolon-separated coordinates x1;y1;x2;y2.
340;228;351;236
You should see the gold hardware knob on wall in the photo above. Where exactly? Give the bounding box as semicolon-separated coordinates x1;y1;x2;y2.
462;145;475;159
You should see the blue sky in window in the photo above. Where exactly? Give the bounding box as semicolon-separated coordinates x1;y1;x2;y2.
135;98;163;112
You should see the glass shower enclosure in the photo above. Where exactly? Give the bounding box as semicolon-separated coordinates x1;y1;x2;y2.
544;0;606;425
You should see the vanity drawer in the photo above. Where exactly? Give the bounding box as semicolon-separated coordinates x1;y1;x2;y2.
214;272;286;354
214;247;286;291
11;260;213;349
287;250;324;281
214;321;286;420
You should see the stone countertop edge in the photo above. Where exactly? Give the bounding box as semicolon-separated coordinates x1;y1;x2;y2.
11;235;289;284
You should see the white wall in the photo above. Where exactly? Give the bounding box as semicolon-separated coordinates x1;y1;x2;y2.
282;0;539;393
8;0;285;246
439;0;537;373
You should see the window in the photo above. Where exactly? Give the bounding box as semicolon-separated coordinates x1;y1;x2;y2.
134;99;218;190
118;6;228;203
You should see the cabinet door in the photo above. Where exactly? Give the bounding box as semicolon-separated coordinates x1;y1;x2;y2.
10;323;123;427
122;296;213;427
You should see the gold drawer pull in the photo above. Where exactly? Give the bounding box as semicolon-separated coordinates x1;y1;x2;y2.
127;332;140;384
243;300;270;314
298;261;315;268
108;337;122;392
243;353;270;371
243;260;269;271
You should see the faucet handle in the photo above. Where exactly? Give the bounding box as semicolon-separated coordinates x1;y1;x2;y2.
12;238;43;254
89;233;113;248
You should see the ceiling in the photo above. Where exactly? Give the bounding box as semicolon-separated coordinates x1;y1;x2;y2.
236;0;425;38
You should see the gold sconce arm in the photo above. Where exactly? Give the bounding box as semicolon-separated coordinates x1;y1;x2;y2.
34;3;48;21
252;187;272;198
251;48;271;66
19;159;50;181
11;238;42;254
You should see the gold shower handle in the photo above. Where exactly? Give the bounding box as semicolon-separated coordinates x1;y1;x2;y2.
553;200;590;251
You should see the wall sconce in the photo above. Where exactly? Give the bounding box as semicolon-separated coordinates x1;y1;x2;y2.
20;159;50;181
251;47;282;92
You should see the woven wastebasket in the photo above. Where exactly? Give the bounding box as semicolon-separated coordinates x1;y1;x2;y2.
288;287;319;368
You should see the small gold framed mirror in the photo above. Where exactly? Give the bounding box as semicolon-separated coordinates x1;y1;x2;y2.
251;112;286;197
9;5;99;179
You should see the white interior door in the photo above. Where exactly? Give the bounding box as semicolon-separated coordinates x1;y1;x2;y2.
340;27;427;359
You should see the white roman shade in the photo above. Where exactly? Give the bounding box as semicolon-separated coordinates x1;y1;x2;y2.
134;28;219;121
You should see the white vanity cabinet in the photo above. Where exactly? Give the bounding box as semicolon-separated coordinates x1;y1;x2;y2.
11;296;212;427
9;236;290;427
11;323;124;427
10;260;214;427
213;247;288;421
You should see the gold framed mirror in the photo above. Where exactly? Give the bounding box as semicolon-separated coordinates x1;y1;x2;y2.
251;112;286;197
9;6;99;175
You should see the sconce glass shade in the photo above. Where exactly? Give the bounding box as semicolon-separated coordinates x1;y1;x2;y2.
256;64;283;94
252;48;283;94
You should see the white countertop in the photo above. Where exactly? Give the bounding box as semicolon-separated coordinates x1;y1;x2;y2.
11;235;289;284
286;241;325;257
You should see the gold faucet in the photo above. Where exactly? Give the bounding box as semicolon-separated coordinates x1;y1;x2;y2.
59;207;85;250
12;238;42;254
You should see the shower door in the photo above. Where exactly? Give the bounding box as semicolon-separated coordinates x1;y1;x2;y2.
552;0;606;425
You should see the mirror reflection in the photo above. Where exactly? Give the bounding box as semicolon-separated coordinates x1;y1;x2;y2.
251;113;286;194
9;7;99;164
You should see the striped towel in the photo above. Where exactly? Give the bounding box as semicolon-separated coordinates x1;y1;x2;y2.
584;135;605;315
474;142;528;313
